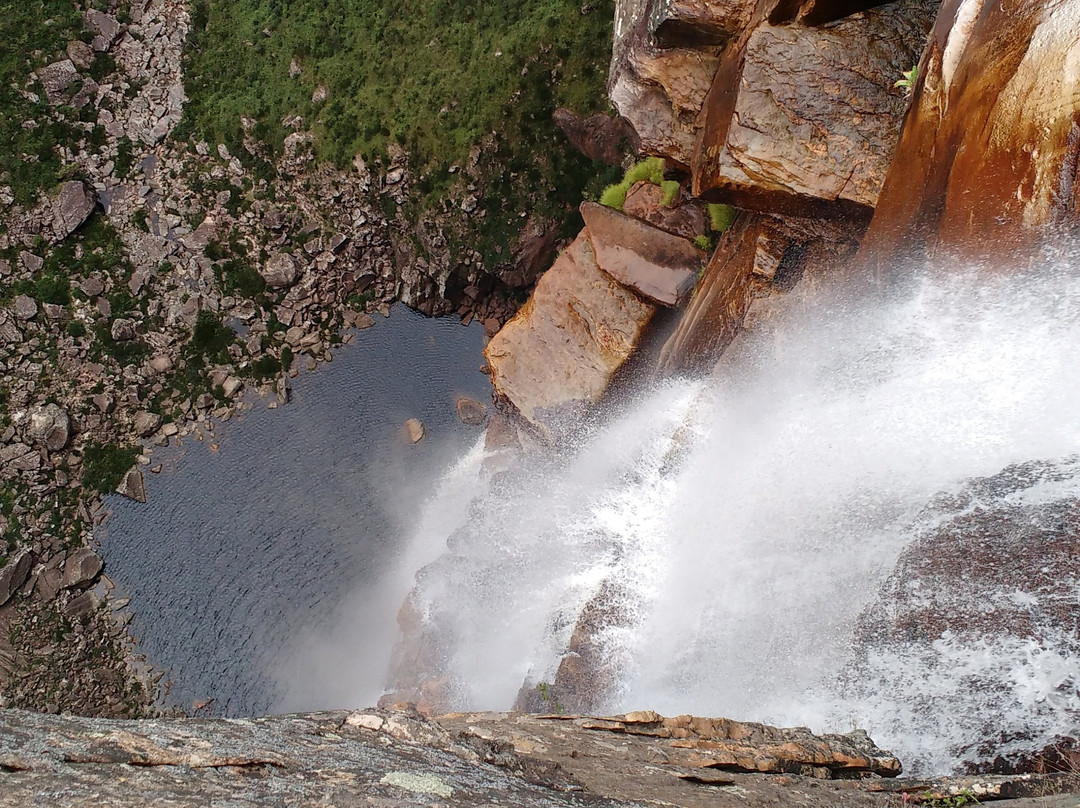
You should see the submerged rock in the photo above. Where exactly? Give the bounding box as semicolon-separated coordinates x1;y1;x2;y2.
483;231;655;437
405;418;425;444
455;397;488;426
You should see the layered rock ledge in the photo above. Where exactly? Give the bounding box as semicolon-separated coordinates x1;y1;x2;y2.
2;707;1077;807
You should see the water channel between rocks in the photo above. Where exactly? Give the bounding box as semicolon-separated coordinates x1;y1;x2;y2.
99;308;492;717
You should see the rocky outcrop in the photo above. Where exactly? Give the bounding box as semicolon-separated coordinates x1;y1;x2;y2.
609;0;727;166
26;404;71;452
581;201;705;307
552;109;632;165
484;232;656;437
692;0;936;215
858;0;1080;273
847;457;1080;774
1;707;1072;808
49;181;96;242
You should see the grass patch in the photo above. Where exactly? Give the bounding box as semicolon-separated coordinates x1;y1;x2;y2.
179;0;616;269
0;0;114;205
707;202;736;233
82;442;140;494
598;157;667;211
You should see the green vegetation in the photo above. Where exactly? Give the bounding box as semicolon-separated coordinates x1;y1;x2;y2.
692;234;712;251
707;202;736;233
0;0;107;205
191;310;234;358
179;0;616;266
81;441;140;494
895;63;918;94
598;157;666;210
919;790;979;808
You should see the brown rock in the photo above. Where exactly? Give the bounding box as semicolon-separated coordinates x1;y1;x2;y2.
648;0;755;48
655;213;762;374
608;0;720;166
581;201;705;307
51;181;96;240
110;318;136;341
0;551;35;607
483;231;656;437
67;40;95;70
116;467;147;503
63;591;99;620
84;9;120;50
693;0;935;214
858;0;1080;273
552;109;630;165
455;397;488;427
61;548;104;591
405;418;425;444
261;252;301;288
623;182;709;240
132;411;162;438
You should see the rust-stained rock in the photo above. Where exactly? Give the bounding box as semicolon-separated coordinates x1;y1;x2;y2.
609;0;722;166
858;0;1080;274
655;213;767;374
622;181;710;240
768;0;898;26
483;231;656;437
649;0;756;48
581;201;705;307
693;0;935;214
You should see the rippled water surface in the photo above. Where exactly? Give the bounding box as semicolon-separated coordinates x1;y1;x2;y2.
100;309;490;716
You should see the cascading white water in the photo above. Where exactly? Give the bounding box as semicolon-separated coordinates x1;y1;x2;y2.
347;260;1080;774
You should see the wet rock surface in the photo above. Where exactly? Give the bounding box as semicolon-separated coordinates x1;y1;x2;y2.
484;231;656;436
1;707;1074;808
858;0;1080;271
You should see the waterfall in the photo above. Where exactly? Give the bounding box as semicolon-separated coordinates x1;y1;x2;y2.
374;259;1080;775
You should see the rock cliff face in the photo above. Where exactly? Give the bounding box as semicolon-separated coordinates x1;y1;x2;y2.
858;0;1080;272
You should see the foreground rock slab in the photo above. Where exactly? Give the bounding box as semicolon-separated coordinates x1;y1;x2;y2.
484;231;655;436
0;708;1076;807
581;201;705;307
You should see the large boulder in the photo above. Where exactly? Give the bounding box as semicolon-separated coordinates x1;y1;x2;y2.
648;0;755;48
27;403;71;452
261;252;301;288
0;551;35;608
51;181;96;241
858;0;1080;273
483;231;656;437
692;0;936;214
608;0;736;166
581;201;705;307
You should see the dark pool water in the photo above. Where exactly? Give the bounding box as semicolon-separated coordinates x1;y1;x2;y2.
99;308;491;716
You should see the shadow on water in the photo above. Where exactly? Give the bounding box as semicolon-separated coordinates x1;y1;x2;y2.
98;308;492;717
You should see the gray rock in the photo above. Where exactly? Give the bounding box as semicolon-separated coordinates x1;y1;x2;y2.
260;252;301;288
37;59;78;105
110;318;136;341
52;181;96;240
80;275;105;297
60;548;104;591
455;397;488;426
67;39;96;69
63;591;99;619
0;551;35;607
0;310;22;344
132;411;162;437
27;403;71;452
85;9;120;50
34;566;63;602
13;295;37;321
115;467;146;503
19;251;43;272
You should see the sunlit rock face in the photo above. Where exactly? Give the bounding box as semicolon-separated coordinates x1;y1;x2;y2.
691;0;936;215
483;232;656;437
860;0;1080;271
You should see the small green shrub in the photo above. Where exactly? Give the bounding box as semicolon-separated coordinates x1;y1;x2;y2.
65;320;87;339
191;310;233;357
248;353;281;379
895;63;918;94
659;180;680;206
82;442;140;494
598;157;669;211
692;234;712;251
707;203;736;233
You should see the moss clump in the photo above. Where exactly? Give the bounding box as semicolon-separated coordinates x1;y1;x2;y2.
707;203;736;233
82;442;140;494
598;157;668;211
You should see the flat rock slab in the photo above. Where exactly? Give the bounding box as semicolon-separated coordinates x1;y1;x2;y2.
693;0;935;213
581;201;705;307
484;231;656;437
